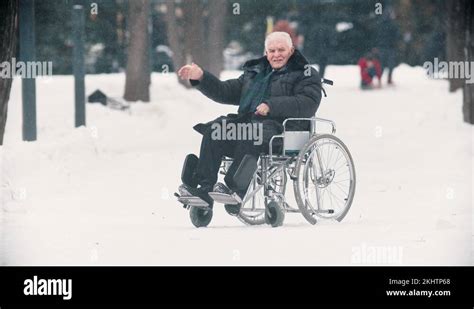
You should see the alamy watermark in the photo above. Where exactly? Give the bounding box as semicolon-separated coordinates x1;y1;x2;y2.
24;276;72;300
0;57;53;78
351;242;403;265
423;58;474;84
211;119;263;145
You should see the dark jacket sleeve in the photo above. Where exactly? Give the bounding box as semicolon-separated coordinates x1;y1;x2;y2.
266;68;322;118
190;70;244;106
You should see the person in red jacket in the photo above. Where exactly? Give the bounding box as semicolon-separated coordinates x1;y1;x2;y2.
358;52;382;90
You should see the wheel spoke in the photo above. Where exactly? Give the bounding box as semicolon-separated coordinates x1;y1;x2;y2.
333;180;349;191
327;186;346;207
334;168;350;176
321;186;326;208
327;185;342;211
327;182;334;211
332;181;349;197
325;142;331;172
237;167;286;225
333;160;348;173
332;178;350;183
331;152;344;172
330;152;344;172
326;143;334;173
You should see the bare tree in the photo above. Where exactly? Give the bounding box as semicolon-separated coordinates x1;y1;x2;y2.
447;0;474;124
165;0;188;87
124;0;151;102
446;0;466;93
165;0;228;86
0;0;18;145
207;0;227;77
462;0;474;124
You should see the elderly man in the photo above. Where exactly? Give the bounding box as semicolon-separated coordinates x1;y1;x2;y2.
177;31;322;207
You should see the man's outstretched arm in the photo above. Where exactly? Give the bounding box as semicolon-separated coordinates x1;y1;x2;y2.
178;63;243;106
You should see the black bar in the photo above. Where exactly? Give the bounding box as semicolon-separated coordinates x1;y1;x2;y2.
0;267;472;306
322;78;334;85
72;4;85;127
19;0;37;141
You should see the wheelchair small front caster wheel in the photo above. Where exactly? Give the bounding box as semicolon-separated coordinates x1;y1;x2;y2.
190;206;213;228
265;201;285;227
224;204;241;216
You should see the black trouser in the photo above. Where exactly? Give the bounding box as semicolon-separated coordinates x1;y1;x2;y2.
193;113;284;193
195;125;265;193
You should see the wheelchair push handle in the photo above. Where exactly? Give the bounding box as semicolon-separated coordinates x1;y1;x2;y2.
322;78;333;85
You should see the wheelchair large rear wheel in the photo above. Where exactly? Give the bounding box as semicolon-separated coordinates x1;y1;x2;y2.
293;134;356;224
237;166;286;225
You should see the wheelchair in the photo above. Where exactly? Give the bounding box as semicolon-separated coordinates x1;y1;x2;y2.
177;116;356;228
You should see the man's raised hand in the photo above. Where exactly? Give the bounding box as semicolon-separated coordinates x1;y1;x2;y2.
255;103;270;116
177;62;204;81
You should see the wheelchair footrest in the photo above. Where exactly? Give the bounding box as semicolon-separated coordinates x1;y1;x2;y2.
175;185;210;208
175;193;210;208
208;192;242;205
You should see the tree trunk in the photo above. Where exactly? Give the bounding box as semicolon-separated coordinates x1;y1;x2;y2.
0;0;18;145
165;0;227;87
446;0;466;92
182;0;208;69
165;0;188;87
462;0;474;124
124;0;150;102
207;0;227;77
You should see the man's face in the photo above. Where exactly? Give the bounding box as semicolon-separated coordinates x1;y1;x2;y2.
265;39;294;69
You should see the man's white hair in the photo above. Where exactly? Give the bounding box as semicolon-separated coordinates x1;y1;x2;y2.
264;31;293;50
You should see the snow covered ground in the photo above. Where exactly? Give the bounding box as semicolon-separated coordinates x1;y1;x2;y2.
1;65;472;265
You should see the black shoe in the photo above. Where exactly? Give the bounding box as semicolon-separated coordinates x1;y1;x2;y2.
178;184;214;208
213;182;246;200
213;182;233;195
213;183;245;216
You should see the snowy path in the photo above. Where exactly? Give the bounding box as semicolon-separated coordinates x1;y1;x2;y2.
1;65;472;265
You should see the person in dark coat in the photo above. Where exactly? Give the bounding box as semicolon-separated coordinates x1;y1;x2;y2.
374;8;400;85
177;31;322;205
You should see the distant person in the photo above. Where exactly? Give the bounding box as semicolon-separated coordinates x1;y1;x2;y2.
375;8;400;85
358;52;382;90
315;24;334;78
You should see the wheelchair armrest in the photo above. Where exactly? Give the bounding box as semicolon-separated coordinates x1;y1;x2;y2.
269;117;337;165
282;117;336;135
282;118;315;132
314;117;336;134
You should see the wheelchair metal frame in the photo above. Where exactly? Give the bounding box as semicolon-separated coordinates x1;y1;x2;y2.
184;114;355;228
220;117;341;216
184;76;356;227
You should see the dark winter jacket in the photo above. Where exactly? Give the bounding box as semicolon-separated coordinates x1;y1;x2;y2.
190;49;322;149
